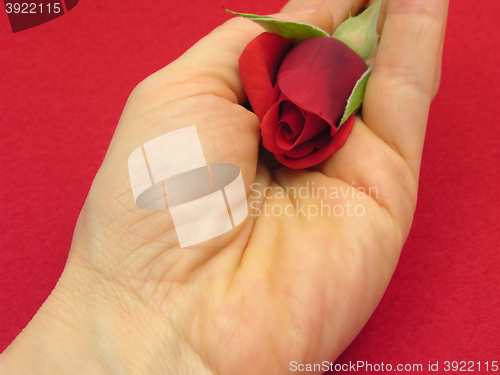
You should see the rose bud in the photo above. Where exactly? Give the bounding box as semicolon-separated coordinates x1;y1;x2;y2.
239;33;367;169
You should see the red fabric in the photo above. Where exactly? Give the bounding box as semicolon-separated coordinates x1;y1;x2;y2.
1;0;499;370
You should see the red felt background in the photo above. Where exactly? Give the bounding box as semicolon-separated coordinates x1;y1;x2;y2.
1;0;499;373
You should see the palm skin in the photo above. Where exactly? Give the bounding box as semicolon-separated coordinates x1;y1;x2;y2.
1;1;448;374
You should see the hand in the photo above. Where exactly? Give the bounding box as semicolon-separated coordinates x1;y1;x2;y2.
0;0;448;374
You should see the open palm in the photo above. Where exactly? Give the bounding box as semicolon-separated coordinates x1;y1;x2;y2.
49;1;449;374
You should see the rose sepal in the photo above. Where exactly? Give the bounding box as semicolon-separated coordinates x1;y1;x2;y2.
224;8;329;44
332;0;382;60
339;65;372;126
228;4;382;124
232;3;384;168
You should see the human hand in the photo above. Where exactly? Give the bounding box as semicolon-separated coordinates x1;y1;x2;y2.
0;0;448;374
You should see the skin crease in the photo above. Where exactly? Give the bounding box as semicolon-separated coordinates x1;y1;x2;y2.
0;0;448;374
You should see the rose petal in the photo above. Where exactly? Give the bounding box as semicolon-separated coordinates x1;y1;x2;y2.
239;32;294;120
294;111;331;145
261;91;301;153
277;37;367;126
275;100;306;149
283;135;320;159
283;125;331;159
276;109;330;152
275;114;356;169
282;124;296;140
276;124;297;150
330;124;337;137
260;100;283;153
280;101;305;137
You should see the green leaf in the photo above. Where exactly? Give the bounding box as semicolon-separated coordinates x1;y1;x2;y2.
339;66;373;127
332;0;382;60
224;8;329;44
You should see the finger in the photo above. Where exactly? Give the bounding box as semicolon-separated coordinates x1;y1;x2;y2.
75;7;338;266
138;11;334;108
281;0;368;28
362;0;449;174
369;0;388;35
136;0;371;108
107;10;335;184
432;0;449;98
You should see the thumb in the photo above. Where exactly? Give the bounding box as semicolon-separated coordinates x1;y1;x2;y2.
69;6;338;268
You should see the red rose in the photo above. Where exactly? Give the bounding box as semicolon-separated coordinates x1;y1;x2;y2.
239;33;367;169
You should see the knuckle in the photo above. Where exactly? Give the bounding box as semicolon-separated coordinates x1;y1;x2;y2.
218;16;260;38
127;77;154;104
131;77;151;97
388;0;441;23
373;62;432;97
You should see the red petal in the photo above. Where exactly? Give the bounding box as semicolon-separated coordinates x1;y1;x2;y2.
282;124;296;140
282;124;331;159
275;102;305;150
239;33;294;120
276;106;331;153
260;100;283;153
280;101;305;137
277;37;367;126
276;124;296;150
275;115;356;169
294;111;331;146
283;136;320;159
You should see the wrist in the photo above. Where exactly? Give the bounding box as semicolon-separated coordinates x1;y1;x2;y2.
0;265;121;375
0;252;215;375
